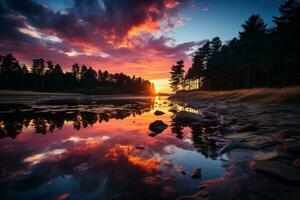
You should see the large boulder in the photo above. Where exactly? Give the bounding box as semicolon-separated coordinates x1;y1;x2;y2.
174;111;203;123
149;120;168;133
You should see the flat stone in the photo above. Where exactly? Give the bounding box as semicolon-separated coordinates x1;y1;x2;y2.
219;140;241;155
225;133;276;149
253;160;300;182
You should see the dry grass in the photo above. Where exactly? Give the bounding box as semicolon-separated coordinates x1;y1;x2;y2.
171;87;300;105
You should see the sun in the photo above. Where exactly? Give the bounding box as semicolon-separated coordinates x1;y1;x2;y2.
150;79;171;94
155;86;161;94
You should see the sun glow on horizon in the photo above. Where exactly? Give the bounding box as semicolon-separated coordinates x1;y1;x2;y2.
150;79;171;94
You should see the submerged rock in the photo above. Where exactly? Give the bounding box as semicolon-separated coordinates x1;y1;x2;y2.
219;140;241;155
225;132;276;149
135;146;146;150
281;143;300;156
168;108;178;113
236;124;259;132
148;133;158;137
181;171;187;175
154;110;165;116
174;111;203;123
293;158;300;168
149;120;168;133
252;160;300;182
191;168;202;178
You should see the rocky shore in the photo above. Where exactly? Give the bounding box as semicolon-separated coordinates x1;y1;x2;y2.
170;88;300;200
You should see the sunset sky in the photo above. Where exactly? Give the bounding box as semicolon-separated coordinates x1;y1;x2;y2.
0;0;284;92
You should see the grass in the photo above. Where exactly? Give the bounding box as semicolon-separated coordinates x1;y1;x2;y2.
171;87;300;105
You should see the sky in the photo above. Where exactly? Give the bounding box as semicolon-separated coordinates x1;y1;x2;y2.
0;0;285;93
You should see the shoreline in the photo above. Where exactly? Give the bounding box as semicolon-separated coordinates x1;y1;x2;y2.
0;90;157;104
169;87;300;106
169;87;300;200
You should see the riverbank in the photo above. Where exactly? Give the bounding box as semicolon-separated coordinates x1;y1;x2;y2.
170;87;300;106
169;87;300;200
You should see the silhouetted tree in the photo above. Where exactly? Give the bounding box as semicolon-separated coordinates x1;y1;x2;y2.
0;54;154;94
170;59;185;92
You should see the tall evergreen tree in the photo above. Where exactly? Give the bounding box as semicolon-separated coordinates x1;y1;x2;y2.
32;58;45;76
169;60;185;92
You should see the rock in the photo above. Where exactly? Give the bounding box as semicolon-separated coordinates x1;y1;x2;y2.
255;151;279;160
149;120;168;133
225;133;276;149
135;146;146;150
219;140;240;155
174;111;203;123
148;133;157;137
154;110;165;116
281;143;300;156
181;171;187;175
275;129;298;139
191;168;201;178
293;158;300;168
237;124;259;132
168;108;177;113
252;160;300;182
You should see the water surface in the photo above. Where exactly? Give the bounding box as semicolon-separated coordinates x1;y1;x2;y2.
0;96;225;200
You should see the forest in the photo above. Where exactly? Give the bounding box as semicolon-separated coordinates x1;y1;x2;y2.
0;54;154;95
170;0;300;91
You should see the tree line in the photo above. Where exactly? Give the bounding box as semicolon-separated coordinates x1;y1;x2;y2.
0;54;154;94
170;0;300;92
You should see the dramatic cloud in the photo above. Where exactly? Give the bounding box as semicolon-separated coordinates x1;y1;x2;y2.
0;0;203;81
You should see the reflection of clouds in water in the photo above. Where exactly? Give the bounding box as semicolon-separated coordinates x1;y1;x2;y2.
23;148;67;166
164;145;177;154
104;145;160;173
62;136;110;143
0;97;226;199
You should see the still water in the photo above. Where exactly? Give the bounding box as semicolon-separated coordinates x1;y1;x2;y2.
0;96;225;200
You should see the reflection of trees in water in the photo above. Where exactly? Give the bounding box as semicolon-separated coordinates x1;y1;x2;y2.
0;100;153;139
170;120;184;139
170;118;220;159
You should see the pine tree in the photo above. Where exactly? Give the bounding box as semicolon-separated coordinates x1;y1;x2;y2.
32;58;45;76
169;59;185;92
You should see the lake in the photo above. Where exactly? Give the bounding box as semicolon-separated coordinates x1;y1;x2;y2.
0;96;225;200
